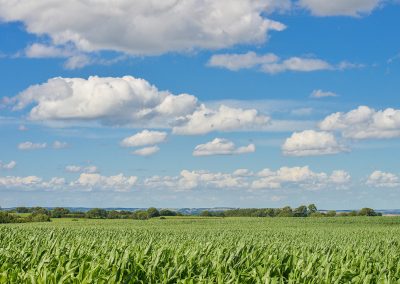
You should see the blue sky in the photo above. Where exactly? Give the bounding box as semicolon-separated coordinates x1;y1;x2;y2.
0;0;399;209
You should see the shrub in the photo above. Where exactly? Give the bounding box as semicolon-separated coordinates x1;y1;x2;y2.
27;213;51;222
0;212;20;223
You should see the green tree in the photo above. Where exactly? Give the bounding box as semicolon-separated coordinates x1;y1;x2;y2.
308;204;318;214
26;213;51;222
0;212;19;223
147;207;160;218
86;208;107;219
200;210;212;217
326;210;336;217
159;209;177;216
51;207;70;218
358;208;378;216
134;210;149;220
294;205;308;217
277;206;293;217
15;207;30;213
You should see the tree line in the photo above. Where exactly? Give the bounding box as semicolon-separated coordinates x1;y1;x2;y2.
1;205;382;223
200;205;382;217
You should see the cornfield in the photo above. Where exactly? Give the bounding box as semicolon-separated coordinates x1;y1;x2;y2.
1;217;400;283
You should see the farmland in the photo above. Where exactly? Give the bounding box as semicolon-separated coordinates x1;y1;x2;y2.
1;217;400;283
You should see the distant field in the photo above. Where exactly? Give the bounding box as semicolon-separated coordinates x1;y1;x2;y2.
1;217;400;283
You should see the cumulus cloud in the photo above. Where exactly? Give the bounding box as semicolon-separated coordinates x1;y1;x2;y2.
282;130;347;156
208;52;359;74
366;171;400;188
0;172;137;192
65;165;98;174
52;141;68;149
251;166;350;189
299;0;381;17
23;43;92;69
18;141;47;150
193;138;255;156
144;170;249;190
132;146;160;156
25;43;71;58
0;175;43;188
143;166;350;191
172;105;269;135
310;89;338;98
121;130;167;147
261;57;333;74
0;1;288;56
208;52;279;71
72;173;138;192
11;76;198;126
0;160;16;170
319;106;400;139
10;76;268;134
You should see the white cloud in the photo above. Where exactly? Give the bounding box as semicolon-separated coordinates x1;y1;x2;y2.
329;170;351;184
0;175;43;188
282;130;347;156
262;57;333;74
319;106;400;139
132;146;160;156
208;52;360;74
0;160;16;170
366;171;400;188
208;52;279;71
52;141;68;149
310;89;338;98
299;0;381;17
0;172;137;192
121;130;167;147
23;44;92;70
18;141;47;150
233;169;254;176
72;173;138;192
193;138;255;156
25;43;71;58
65;165;98;174
63;54;92;69
172;105;269;135
41;177;67;189
251;166;350;189
11;76;268;134
12;76;198;126
143;166;350;191
144;170;248;190
0;1;288;56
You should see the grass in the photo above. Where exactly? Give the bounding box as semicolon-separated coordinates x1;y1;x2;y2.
1;217;400;283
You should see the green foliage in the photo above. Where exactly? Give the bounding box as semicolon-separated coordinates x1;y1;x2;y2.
293;205;308;217
0;212;20;223
133;210;149;220
326;210;337;217
15;207;30;213
31;207;51;216
159;209;177;216
50;207;70;218
358;208;380;216
26;213;51;222
308;204;317;214
86;208;108;219
0;212;50;224
1;217;400;282
146;207;160;218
